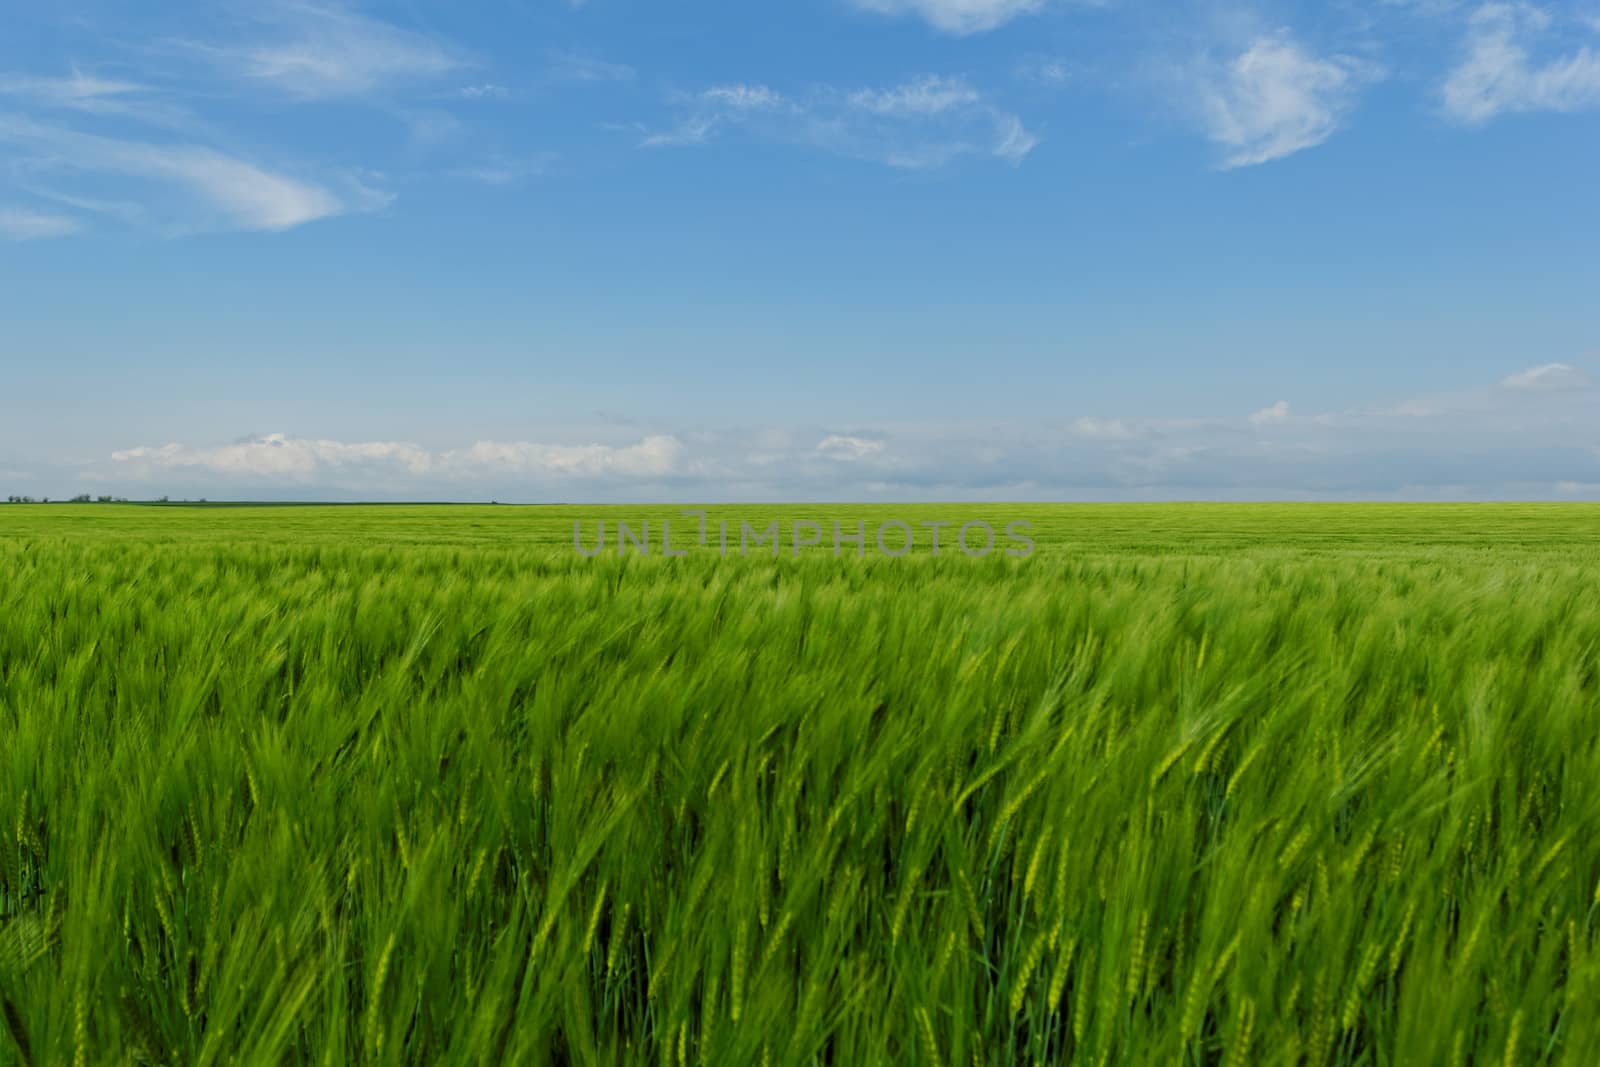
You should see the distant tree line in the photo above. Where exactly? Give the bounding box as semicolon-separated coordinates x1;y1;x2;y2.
5;494;133;504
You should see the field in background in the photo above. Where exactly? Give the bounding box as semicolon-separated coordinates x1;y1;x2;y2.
2;504;1599;1064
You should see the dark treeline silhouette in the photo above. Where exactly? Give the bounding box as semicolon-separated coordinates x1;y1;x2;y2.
5;495;132;504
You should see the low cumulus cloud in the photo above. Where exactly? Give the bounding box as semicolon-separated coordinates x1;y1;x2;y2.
79;363;1600;501
110;433;682;486
111;435;435;479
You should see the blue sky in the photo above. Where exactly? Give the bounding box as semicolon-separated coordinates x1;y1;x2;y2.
2;0;1598;501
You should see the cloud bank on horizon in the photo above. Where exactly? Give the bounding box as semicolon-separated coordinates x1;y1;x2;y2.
61;362;1597;501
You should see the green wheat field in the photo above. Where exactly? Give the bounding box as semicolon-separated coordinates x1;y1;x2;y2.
3;503;1599;1065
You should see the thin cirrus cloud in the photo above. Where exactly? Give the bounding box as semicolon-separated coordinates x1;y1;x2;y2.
0;205;81;240
643;75;1037;168
0;2;473;235
544;50;636;86
0;70;152;114
0;115;354;232
847;0;1049;35
1500;361;1591;391
175;2;466;100
1187;32;1383;168
0;69;210;141
1440;3;1600;123
1015;55;1072;88
29;1;649;224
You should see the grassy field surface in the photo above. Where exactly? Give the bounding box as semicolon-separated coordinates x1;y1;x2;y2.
2;504;1599;1064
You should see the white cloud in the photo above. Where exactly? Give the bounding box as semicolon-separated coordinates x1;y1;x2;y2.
112;435;433;478
84;362;1600;500
1016;56;1072;87
197;4;465;100
817;435;887;460
1191;32;1381;167
448;153;559;186
453;436;682;478
0;70;145;109
1069;417;1140;441
0;206;81;240
0;116;350;232
1442;3;1600;123
545;51;636;85
989;115;1039;163
133;145;345;230
701;84;788;111
1382;400;1438;417
641;85;791;147
847;0;1048;35
455;83;512;100
1250;400;1293;425
849;75;981;116
644;75;1036;168
1500;362;1591;390
0;68;200;133
110;433;683;484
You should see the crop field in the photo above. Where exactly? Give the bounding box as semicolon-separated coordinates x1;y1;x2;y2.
2;503;1599;1066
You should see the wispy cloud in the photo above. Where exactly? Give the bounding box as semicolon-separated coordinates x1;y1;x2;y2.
1249;400;1293;425
817;435;887;460
0;67;199;133
440;50;631;98
643;75;1037;168
847;0;1048;35
1068;417;1140;441
0;115;354;232
454;83;512;101
545;50;635;85
447;153;560;186
1186;31;1382;167
642;83;790;148
1441;3;1600;123
849;76;982;116
0;69;145;109
0;205;81;240
1015;55;1072;88
0;14;420;237
179;3;466;101
1500;361;1591;391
